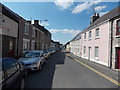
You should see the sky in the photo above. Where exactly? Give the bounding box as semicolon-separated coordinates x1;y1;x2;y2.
2;1;119;44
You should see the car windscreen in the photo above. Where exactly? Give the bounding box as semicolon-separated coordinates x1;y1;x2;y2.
22;52;40;58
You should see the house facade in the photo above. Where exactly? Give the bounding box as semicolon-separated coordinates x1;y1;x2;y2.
70;33;81;57
111;11;120;69
1;4;19;58
51;40;60;51
1;4;51;58
69;6;120;69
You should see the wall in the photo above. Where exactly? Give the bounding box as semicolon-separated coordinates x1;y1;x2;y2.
81;21;110;66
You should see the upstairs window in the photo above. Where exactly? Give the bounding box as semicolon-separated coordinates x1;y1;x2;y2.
116;20;120;35
84;33;86;39
32;27;35;37
95;28;99;37
89;31;92;39
25;23;29;35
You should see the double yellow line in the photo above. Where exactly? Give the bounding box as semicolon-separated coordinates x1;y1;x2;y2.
66;54;120;86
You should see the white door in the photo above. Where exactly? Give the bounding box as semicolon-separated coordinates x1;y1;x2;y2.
88;47;91;60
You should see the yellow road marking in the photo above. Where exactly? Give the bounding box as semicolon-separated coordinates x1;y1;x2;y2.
66;54;120;86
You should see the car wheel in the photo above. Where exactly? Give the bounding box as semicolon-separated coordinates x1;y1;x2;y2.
20;79;25;90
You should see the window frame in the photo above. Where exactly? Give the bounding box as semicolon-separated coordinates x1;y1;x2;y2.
23;38;30;51
116;20;120;35
84;33;86;40
3;60;19;78
89;31;92;39
95;28;100;38
24;23;29;35
95;46;99;60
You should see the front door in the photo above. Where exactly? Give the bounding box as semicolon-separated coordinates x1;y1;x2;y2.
88;47;91;60
118;48;120;69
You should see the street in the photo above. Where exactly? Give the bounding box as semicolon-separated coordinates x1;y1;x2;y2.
25;51;119;88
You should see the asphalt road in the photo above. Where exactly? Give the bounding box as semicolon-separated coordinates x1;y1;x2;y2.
25;51;119;88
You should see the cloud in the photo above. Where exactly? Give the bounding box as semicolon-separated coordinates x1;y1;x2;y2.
94;6;107;12
39;22;49;26
49;29;80;36
54;0;74;10
71;0;102;14
99;11;109;16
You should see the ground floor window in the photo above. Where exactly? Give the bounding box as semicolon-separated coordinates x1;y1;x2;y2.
95;46;99;58
23;38;30;51
31;40;35;50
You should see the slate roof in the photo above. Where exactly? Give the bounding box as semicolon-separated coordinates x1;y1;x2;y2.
82;6;120;33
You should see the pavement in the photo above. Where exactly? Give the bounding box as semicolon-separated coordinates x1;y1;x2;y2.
25;50;120;89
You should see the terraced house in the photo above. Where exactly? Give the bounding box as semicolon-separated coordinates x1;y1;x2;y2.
0;4;51;58
68;6;120;69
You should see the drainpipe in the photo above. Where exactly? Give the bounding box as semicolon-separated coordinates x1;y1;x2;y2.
110;19;113;68
16;20;20;58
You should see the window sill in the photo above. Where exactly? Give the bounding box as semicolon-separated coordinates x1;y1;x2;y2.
25;33;28;35
95;36;100;39
32;36;35;37
94;57;99;61
88;38;92;40
115;35;120;38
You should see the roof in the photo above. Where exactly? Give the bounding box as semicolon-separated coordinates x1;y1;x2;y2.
82;6;120;33
71;32;81;41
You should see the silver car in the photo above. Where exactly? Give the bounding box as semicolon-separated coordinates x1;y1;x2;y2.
18;50;46;71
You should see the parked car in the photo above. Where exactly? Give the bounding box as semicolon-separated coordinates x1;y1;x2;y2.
47;50;52;56
43;50;50;59
1;57;27;90
18;50;45;71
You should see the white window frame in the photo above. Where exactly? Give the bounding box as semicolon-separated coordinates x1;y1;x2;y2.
95;46;99;60
23;38;30;51
84;33;86;40
89;31;92;40
95;28;100;39
31;40;35;50
24;23;29;35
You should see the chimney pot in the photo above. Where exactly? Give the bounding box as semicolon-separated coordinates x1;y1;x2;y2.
34;20;39;25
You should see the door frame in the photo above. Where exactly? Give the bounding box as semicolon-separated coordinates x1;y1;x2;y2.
88;47;91;60
116;47;120;69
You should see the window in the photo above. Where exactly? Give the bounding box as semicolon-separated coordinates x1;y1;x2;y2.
95;28;99;37
84;33;86;39
89;31;92;39
84;46;86;55
23;38;30;51
35;30;37;37
31;40;35;50
116;20;120;35
25;23;29;35
32;27;35;37
95;47;99;58
3;59;18;77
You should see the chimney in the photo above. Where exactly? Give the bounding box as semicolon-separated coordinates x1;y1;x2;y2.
90;13;100;24
34;20;39;25
27;20;31;24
